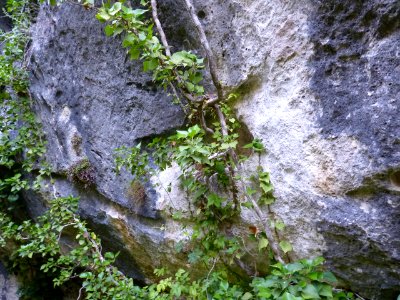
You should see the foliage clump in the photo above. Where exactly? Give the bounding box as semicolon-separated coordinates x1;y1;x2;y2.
127;180;146;205
67;158;96;188
71;133;83;156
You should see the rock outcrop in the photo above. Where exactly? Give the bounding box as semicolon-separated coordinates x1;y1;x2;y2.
0;262;19;300
27;0;399;299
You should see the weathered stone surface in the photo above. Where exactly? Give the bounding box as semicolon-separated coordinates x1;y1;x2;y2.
230;0;400;298
26;0;400;299
0;262;19;300
0;0;12;33
28;3;186;282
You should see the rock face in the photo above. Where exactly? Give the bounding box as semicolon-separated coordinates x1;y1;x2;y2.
0;262;19;300
0;0;12;33
27;0;399;299
29;3;188;282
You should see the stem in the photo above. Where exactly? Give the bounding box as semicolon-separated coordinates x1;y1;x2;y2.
183;0;223;101
214;104;240;208
238;176;286;264
200;105;215;134
151;0;171;57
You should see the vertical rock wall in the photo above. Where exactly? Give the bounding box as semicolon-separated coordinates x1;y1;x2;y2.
25;0;400;299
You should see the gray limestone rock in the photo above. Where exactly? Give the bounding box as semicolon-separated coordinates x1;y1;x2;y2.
25;0;400;299
0;0;12;33
28;2;186;282
0;262;19;300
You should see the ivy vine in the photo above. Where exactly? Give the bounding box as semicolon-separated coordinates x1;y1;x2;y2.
0;0;360;299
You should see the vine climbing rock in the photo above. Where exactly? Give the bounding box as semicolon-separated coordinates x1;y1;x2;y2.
26;0;399;299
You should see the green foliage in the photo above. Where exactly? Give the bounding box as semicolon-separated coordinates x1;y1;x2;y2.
67;158;96;188
0;0;31;91
0;0;49;203
0;196;143;299
251;258;355;300
96;1;205;97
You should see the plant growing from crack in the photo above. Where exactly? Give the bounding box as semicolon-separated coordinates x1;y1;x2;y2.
102;0;288;265
0;0;359;299
67;158;96;188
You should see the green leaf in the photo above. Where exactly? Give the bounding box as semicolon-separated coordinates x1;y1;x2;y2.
260;182;273;193
123;33;136;47
312;256;325;266
207;193;222;208
187;125;201;138
285;262;304;273
246;186;257;196
108;2;122;15
301;284;320;299
96;10;110;21
241;201;253;209
281;292;302;300
259;196;275;205
258;237;269;251
176;130;188;139
322;271;338;284
172;211;183;220
275;221;285;231
318;285;333;298
131;9;148;17
104;25;114;37
143;59;158;71
242;292;253;300
279;241;293;253
170;51;194;66
129;48;141;60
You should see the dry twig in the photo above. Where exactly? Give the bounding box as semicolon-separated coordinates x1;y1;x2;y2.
183;0;223;101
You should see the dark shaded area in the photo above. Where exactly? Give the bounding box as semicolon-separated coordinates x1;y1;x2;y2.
82;216;147;283
317;192;400;299
0;0;12;32
309;0;400;168
309;1;400;298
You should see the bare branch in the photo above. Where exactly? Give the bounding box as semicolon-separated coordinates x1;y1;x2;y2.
235;174;286;264
183;0;223;101
214;104;228;137
200;107;215;135
151;0;171;57
76;287;84;300
204;95;219;107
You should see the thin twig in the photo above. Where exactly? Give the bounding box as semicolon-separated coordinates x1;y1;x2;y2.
205;257;218;299
200;106;214;134
208;151;228;160
237;175;286;264
204;95;219;107
214;104;228;136
150;0;171;57
168;82;188;114
76;287;84;300
183;0;223;101
214;104;240;210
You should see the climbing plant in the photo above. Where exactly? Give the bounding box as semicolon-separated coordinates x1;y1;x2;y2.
0;0;359;299
104;0;289;266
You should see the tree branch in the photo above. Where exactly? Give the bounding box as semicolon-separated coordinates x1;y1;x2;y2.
200;106;215;134
151;0;171;56
183;0;223;101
